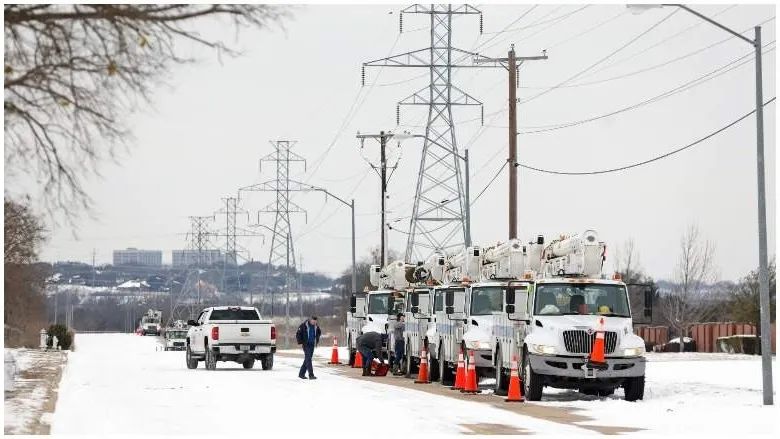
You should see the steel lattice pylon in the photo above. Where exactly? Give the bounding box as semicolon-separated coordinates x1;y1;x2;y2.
243;140;307;317
363;4;483;262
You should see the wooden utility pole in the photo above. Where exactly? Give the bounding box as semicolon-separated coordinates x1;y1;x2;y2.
508;47;518;240
356;131;398;267
474;45;547;239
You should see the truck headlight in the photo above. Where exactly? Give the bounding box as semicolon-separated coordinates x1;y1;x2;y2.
530;344;556;355
623;347;644;357
465;340;491;350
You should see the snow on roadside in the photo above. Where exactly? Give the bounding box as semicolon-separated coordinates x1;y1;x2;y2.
4;348;67;434
542;353;778;435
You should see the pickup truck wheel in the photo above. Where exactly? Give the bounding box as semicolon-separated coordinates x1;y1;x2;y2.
261;354;274;370
521;348;543;401
494;346;508;396
242;359;255;369
623;375;645;401
205;347;217;370
185;344;198;369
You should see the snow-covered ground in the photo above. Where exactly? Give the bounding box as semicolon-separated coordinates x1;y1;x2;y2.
43;335;779;435
541;352;778;435
4;348;68;434
50;334;594;435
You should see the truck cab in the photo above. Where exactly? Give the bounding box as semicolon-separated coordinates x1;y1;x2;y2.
346;288;404;365
492;231;647;401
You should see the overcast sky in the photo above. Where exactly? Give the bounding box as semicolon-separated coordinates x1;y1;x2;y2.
19;3;776;282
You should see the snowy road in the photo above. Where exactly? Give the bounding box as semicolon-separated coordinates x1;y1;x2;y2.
51;334;601;435
49;334;778;435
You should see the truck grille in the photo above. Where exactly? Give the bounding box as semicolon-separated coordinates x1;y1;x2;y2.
562;330;617;354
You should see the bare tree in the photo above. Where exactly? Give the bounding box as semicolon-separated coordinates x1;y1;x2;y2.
4;4;287;219
4;198;49;347
614;238;643;283
662;224;717;352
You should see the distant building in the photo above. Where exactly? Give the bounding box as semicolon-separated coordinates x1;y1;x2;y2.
171;249;224;267
113;248;162;266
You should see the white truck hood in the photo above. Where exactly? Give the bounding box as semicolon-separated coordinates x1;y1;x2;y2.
462;315;494;346
534;314;631;334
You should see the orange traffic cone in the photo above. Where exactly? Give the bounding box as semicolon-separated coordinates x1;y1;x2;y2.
328;337;340;365
589;317;607;369
505;355;524;402
451;349;465;390
353;349;363;369
414;348;430;384
461;350;479;394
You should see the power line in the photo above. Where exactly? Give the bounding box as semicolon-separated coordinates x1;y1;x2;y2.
521;8;680;105
518;97;776;176
520;15;776;90
514;42;775;134
471;160;509;205
582;4;738;79
546;9;628;50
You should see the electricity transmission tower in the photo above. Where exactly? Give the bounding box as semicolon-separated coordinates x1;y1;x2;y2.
240;140;307;317
168;215;214;325
213;197;264;297
363;4;484;262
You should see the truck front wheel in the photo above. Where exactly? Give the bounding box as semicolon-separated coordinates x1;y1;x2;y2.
521;348;543;401
261;354;274;370
494;346;509;396
623;375;645;401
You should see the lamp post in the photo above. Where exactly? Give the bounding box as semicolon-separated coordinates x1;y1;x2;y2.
628;3;772;405
391;132;472;247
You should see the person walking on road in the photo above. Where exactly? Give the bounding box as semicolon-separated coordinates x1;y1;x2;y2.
391;313;405;375
356;328;383;376
296;316;321;380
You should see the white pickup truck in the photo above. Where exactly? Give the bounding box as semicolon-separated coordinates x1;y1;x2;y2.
185;306;276;370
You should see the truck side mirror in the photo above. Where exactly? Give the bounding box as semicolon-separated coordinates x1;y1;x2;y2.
354;295;367;319
411;306;420;314
186;320;198;327
349;295;357;314
411;293;420;307
508;288;529;321
445;291;454;314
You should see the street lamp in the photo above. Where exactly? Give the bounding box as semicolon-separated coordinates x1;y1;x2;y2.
392;132;472;247
628;3;772;406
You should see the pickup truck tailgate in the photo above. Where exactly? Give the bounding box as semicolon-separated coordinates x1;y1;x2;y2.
213;321;273;344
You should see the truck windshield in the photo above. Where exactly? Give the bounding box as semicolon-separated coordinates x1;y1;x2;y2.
367;293;390;314
166;331;187;339
534;284;630;317
209;309;260;320
434;290;443;312
470;287;503;315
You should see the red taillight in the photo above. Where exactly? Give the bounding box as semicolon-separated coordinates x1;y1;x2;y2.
211;326;219;341
270;326;276;340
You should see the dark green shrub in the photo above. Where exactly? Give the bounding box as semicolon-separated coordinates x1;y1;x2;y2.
47;324;74;350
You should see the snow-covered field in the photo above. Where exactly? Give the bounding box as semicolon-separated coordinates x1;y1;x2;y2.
42;334;778;435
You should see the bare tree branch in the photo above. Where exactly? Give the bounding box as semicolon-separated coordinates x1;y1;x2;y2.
4;4;288;222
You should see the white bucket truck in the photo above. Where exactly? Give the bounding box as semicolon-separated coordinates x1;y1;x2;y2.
346;261;408;366
402;253;446;377
489;230;646;401
427;246;495;386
